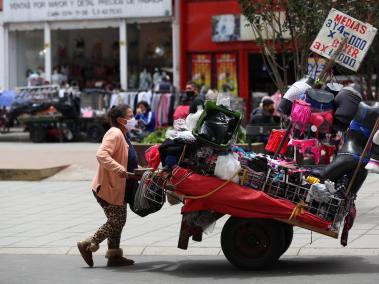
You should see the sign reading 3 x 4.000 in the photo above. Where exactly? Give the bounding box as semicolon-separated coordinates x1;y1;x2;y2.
310;8;377;72
3;0;172;22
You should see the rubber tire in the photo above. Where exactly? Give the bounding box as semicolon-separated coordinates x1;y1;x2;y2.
221;217;285;270
86;124;105;143
29;127;47;143
280;223;294;255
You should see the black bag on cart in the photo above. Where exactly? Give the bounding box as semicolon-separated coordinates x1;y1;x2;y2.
132;171;165;217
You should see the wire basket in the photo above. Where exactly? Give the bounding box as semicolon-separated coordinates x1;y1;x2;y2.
262;167;349;231
134;171;166;212
239;166;266;189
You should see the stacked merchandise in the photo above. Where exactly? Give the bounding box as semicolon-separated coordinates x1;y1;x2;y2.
11;85;81;119
239;156;349;230
137;95;352;234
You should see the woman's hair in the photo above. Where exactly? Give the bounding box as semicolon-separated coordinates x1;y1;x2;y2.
136;101;151;112
108;104;130;126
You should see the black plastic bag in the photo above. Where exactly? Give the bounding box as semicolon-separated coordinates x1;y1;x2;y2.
198;110;238;145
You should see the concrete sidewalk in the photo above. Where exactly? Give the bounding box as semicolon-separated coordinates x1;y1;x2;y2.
1;174;379;256
0;142;98;181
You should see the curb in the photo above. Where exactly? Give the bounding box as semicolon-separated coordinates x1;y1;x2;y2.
0;165;69;181
1;246;379;256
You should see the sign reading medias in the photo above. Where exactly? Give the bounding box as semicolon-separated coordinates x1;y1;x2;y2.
310;8;377;71
4;0;172;22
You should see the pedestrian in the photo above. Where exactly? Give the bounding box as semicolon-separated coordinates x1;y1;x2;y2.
173;92;191;121
77;104;138;267
187;81;204;114
249;97;275;125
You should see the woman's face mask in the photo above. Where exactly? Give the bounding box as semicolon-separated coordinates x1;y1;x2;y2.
125;117;137;131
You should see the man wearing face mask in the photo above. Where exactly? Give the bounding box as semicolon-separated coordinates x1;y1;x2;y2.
250;97;276;124
187;81;204;114
248;98;276;143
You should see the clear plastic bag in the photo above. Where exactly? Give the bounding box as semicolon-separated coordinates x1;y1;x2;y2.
216;92;231;108
165;129;196;143
214;153;241;183
185;107;203;131
173;119;188;131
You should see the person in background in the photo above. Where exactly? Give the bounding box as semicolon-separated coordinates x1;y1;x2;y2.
156;75;172;93
0;106;10;133
77;104;136;268
173;92;191;121
250;97;275;125
187;81;204;114
135;101;156;133
249;98;276;142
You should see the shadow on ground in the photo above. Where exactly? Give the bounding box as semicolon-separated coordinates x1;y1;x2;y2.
98;255;379;279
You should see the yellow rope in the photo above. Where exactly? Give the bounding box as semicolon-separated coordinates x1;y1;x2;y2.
240;168;248;185
288;200;307;221
183;170;241;200
178;144;188;164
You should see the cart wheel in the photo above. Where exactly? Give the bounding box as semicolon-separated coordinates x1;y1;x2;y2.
30;127;47;143
87;124;105;143
280;223;293;255
221;217;285;270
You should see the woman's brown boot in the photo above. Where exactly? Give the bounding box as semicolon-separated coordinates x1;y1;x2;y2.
105;248;135;267
77;237;99;267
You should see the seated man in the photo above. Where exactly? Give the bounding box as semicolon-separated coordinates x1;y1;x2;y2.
248;98;276;142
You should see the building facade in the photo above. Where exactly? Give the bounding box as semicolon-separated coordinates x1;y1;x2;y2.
0;0;179;91
179;0;282;113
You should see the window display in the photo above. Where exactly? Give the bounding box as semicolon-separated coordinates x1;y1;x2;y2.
11;30;44;87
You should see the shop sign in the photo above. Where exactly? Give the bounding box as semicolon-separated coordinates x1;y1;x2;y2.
191;54;212;92
310;8;377;72
3;0;172;22
211;13;290;42
216;53;238;96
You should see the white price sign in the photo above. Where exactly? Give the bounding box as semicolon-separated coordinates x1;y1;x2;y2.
3;0;172;22
310;8;377;71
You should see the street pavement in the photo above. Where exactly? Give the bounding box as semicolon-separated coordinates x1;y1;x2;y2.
1;255;379;284
1;142;379;258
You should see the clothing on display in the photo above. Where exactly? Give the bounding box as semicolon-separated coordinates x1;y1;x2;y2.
110;91;176;127
139;69;153;91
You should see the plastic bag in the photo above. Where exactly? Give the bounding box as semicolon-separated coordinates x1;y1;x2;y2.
214;153;241;183
216;93;231;108
198;110;238;146
185;107;203;131
173;119;188;131
165;129;196;143
144;145;161;170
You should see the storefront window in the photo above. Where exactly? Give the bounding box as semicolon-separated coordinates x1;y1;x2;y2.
127;22;172;90
51;28;119;89
12;30;44;87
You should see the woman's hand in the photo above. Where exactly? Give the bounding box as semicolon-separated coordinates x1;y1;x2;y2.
118;168;129;178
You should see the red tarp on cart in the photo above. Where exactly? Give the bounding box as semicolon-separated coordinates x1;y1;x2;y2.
171;167;331;230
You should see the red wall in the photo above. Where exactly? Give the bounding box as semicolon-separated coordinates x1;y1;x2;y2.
180;0;261;105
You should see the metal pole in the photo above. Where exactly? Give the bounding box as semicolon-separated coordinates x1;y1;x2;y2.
119;19;128;91
44;22;52;83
